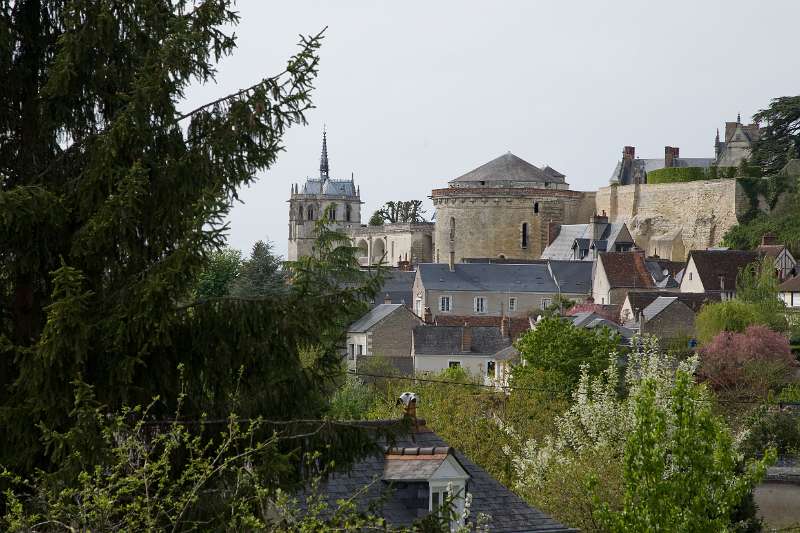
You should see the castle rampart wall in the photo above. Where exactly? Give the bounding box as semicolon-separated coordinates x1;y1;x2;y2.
595;179;748;258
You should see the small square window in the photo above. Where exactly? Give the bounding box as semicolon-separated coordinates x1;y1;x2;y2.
508;297;517;312
540;298;552;310
449;361;461;369
440;296;451;312
474;297;486;314
487;361;496;376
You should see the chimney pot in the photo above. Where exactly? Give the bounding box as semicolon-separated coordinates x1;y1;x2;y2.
383;293;392;305
423;306;433;324
664;146;680;168
547;220;562;246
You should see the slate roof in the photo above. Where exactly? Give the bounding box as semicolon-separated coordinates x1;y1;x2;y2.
434;315;531;341
687;250;760;291
540;222;633;261
779;275;800;292
313;423;576;532
300;177;357;196
493;344;521;361
644;258;684;289
624;290;719;316
349;304;406;333
598;252;656;289
413;325;511;356
372;269;416;309
642;297;678;321
450;153;566;185
417;263;558;293
547;260;593;294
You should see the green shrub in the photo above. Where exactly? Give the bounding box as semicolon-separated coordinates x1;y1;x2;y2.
646;167;713;184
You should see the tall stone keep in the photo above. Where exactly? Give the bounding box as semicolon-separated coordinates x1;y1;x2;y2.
288;129;362;261
431;153;594;264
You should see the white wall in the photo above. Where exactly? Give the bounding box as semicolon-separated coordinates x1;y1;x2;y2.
780;291;800;308
679;257;705;293
414;353;495;379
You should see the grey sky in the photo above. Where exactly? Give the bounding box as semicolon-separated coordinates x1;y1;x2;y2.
185;0;800;258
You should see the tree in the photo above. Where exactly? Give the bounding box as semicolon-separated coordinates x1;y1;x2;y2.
193;247;242;298
596;371;772;532
695;299;766;345
0;2;387;482
751;95;800;175
369;200;427;225
513;316;623;387
698;325;796;400
229;240;286;297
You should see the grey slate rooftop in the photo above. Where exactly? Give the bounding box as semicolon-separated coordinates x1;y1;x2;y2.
299;177;357;196
348;303;405;333
413;325;511;356
311;423;576;532
541;221;633;262
417;263;558;293
450;152;567;187
547;260;593;294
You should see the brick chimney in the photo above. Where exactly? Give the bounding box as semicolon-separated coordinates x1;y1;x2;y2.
423;306;432;324
548;220;562;246
500;316;511;338
383;293;392;304
664;146;680;168
623;146;635;161
621;146;636;183
761;232;778;246
461;323;472;352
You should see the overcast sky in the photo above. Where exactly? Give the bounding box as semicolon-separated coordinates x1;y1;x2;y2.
184;0;800;258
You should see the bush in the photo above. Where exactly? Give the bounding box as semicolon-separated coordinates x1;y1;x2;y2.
740;406;800;459
647;167;713;184
699;325;796;399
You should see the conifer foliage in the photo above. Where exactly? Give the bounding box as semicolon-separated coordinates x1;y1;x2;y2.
0;1;375;474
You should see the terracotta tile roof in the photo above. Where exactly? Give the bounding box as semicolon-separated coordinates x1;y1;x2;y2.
756;244;786;259
779;275;800;292
688;250;760;291
598;252;655;289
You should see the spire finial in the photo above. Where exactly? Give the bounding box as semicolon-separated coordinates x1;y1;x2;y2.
320;125;329;179
737;112;741;124
715;128;720;142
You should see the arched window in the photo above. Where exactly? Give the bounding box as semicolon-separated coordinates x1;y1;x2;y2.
534;202;539;214
521;223;528;248
298;205;304;220
449;217;456;241
329;203;337;221
308;206;314;220
346;204;352;222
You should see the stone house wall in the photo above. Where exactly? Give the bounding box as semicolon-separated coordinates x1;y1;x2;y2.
641;302;696;340
417;288;585;320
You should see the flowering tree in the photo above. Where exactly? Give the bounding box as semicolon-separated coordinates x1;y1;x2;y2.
596;371;772;532
503;336;770;532
699;325;796;399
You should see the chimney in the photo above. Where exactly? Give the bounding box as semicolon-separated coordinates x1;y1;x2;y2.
589;212;609;241
461;323;472;352
423;306;433;324
664;146;679;168
548;220;562;246
396;392;419;430
623;146;635;161
500;316;511;338
761;232;777;246
383;293;392;304
448;251;455;272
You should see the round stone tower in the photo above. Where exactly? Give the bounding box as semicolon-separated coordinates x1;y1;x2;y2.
288;129;362;261
432;153;593;263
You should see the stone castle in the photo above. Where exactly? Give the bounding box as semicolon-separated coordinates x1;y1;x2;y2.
288;117;769;264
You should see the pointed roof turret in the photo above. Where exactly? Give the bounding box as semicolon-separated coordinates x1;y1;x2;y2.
320;126;330;179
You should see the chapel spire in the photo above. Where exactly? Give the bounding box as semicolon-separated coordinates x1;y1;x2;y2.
320;126;329;179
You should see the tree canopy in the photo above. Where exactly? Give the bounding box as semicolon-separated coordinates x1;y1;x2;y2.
0;1;386;480
369;200;427;225
751;95;800;175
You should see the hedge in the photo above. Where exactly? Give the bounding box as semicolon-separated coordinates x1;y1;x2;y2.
646;167;711;184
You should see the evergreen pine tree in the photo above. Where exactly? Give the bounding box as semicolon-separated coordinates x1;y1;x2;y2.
0;1;383;475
